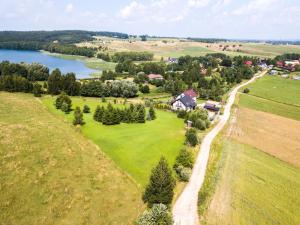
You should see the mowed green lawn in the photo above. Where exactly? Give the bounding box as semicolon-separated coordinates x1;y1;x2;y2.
42;96;185;186
0;92;143;225
244;75;300;106
204;140;300;225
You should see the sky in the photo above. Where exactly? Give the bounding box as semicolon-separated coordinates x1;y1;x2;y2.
0;0;299;40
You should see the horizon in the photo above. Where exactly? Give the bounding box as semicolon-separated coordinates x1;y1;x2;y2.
1;0;299;40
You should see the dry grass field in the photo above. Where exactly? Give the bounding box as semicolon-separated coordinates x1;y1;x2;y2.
0;92;143;225
77;36;300;59
230;107;300;167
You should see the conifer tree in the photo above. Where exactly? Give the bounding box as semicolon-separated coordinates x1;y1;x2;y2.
137;104;146;123
73;107;85;125
149;106;156;120
143;157;176;207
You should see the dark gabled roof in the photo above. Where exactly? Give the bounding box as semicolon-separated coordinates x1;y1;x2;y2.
179;95;196;108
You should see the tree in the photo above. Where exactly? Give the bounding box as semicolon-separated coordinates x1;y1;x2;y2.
148;106;156;120
33;83;42;97
83;105;90;113
61;102;70;114
137;104;146;123
136;204;173;225
73;106;85;125
185;128;198;147
143;157;176;207
55;92;72;111
173;148;194;169
48;68;62;95
140;85;150;93
243;88;250;94
93;105;105;122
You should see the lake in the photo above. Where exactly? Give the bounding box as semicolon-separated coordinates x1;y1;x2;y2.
0;49;98;79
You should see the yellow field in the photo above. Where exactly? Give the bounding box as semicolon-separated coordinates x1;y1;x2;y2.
231;107;300;167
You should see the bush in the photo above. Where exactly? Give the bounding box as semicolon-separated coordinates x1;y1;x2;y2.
55;92;72;113
33;83;42;97
136;204;173;225
174;148;194;169
83;105;90;113
148;106;156;120
140;85;150;93
175;166;192;182
243;88;250;93
177;110;187;119
185;128;198;147
73;106;85;125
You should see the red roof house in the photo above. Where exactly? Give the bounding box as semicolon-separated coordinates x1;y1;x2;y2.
276;61;284;67
244;60;253;66
184;89;197;99
148;74;164;80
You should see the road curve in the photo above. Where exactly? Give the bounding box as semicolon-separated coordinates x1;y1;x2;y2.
172;71;267;225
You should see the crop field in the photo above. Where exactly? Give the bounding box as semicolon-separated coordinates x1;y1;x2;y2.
238;94;300;121
243;75;300;106
231;107;300;167
0;92;143;225
42;96;185;186
204;139;300;225
78;36;300;59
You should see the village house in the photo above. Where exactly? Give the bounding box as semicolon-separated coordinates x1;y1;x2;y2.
171;89;197;111
244;60;253;67
147;74;164;80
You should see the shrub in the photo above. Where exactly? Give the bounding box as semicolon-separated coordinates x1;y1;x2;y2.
143;157;176;207
243;88;250;93
83;105;90;113
136;204;173;225
55;92;72;113
140;85;150;93
174;148;194;169
61;102;70;114
148;106;156;120
33;83;42;97
177;110;187;119
175;166;192;182
185;128;198;147
73;106;85;125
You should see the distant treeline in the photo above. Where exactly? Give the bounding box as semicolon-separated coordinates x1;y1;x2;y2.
275;53;300;61
112;52;154;62
187;37;228;43
0;30;129;44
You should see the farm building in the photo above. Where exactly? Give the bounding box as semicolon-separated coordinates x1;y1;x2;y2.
147;74;164;80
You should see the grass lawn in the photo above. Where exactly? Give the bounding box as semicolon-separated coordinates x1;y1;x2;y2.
204;139;300;225
0;92;143;225
42;96;185;186
244;75;300;106
238;94;300;121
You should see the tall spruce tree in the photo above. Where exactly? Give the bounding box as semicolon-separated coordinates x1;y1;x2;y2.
137;104;146;123
143;157;176;207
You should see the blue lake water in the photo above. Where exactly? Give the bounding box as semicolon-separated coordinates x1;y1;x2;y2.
0;49;98;79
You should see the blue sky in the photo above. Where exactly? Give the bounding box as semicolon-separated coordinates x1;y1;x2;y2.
0;0;299;40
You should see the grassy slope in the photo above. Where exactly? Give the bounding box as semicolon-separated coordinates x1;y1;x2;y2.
245;75;300;106
42;96;185;186
204;139;300;225
0;92;143;225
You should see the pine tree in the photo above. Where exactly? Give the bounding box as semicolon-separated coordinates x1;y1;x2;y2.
137;104;146;123
83;105;90;113
143;157;176;207
33;83;42;97
149;106;156;120
73;107;85;125
102;103;114;125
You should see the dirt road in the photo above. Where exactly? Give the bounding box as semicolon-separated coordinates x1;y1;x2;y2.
172;71;267;225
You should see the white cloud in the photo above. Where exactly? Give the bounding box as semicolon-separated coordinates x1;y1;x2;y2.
232;0;278;15
65;3;74;13
188;0;211;8
120;1;145;19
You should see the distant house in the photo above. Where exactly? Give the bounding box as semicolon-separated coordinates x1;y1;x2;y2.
171;94;196;111
168;57;178;63
147;74;164;80
276;61;284;67
244;61;253;66
285;60;300;67
269;70;277;75
204;101;221;112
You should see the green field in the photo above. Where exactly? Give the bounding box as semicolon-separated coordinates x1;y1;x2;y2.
239;94;300;121
42;96;185;186
0;92;143;225
204;139;300;225
243;75;300;106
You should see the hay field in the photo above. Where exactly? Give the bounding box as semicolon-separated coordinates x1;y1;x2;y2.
231;107;300;167
0;92;143;225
